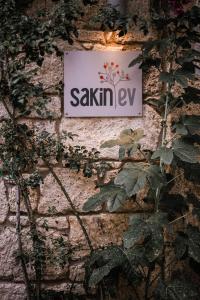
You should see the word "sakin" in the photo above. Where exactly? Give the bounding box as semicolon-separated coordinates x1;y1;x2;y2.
70;88;136;107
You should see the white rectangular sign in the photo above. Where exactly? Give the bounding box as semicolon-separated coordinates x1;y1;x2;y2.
64;51;142;117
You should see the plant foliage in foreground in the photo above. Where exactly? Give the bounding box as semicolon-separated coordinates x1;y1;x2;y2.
0;0;200;300
83;1;200;299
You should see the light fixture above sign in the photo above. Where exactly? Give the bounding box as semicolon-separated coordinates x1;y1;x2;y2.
64;51;142;118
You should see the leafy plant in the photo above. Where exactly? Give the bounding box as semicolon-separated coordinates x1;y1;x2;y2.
83;2;200;299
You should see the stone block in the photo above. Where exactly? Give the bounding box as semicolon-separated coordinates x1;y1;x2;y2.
37;216;69;231
61;105;162;160
38;169;96;214
0;226;18;279
78;30;106;44
69;262;85;282
42;282;85;295
30;54;63;89
7;184;38;213
41;228;70;280
69;213;129;256
8;216;29;227
33;119;57;135
12;227;70;281
0;283;26;300
108;31;156;44
27;96;62;119
0;180;9;224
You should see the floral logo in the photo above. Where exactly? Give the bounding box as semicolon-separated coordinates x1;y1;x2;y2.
98;62;130;109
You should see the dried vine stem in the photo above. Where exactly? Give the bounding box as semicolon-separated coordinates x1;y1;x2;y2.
0;92;42;298
43;159;94;252
16;185;32;300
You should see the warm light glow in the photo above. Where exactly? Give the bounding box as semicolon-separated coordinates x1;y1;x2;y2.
107;0;127;14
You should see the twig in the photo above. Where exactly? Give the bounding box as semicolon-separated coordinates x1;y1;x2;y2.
16;186;32;300
145;267;152;300
169;212;191;225
44;159;94;252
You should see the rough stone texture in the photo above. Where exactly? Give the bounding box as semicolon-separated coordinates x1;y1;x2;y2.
78;30;106;44
41;228;70;280
69;214;129;256
0;103;9;120
69;262;85;282
28;96;62;119
0;283;26;300
33;119;57;135
38;169;97;214
61;104;161;159
0;226;18;279
37;216;69;231
8;216;29;227
109;30;156;44
143;68;162;97
31;54;63;89
43;282;85;295
7;184;38;213
172;103;200;121
0;181;9;224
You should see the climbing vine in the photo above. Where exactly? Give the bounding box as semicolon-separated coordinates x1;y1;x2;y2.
0;0;200;300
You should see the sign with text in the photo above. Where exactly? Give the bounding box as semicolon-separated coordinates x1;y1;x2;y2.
64;51;142;117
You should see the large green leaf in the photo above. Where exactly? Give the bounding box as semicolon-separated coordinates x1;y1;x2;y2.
174;233;188;259
123;213;167;262
87;246;141;287
173;139;200;163
187;225;200;263
83;183;127;212
114;163;165;197
151;147;174;165
174;115;200;136
159;72;175;84
175;226;200;263
100;128;144;148
123;215;146;248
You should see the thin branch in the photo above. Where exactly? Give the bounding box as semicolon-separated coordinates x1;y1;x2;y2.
16;186;32;300
43;159;94;252
145;267;152;300
169;212;191;225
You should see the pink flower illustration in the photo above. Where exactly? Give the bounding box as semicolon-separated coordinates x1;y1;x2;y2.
98;62;130;109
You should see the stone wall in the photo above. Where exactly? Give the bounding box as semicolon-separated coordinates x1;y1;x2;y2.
0;0;184;299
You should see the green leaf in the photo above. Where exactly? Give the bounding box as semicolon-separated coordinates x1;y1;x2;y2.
115;163;165;197
123;215;146;248
89;263;115;287
174;123;189;135
119;146;126;160
173;139;200;163
83;183;127;212
174;115;200;136
152;147;174;165
87;246;141;287
174;233;188;259
100;128;144;149
114;163;148;196
187;225;200;263
159;72;175;84
124;213;167;257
